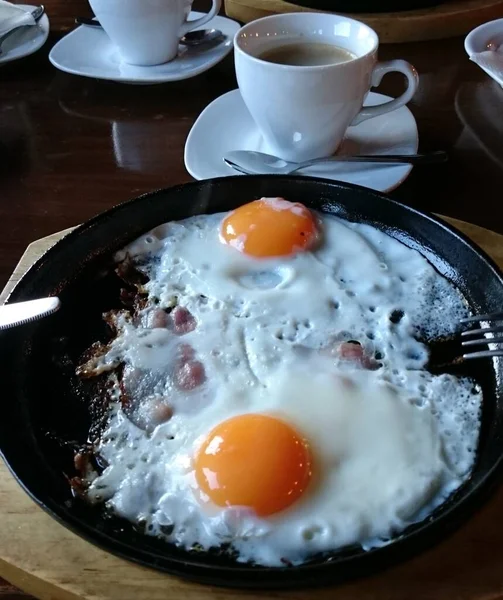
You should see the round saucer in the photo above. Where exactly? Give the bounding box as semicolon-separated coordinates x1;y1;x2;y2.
48;12;239;84
0;4;49;65
184;89;419;193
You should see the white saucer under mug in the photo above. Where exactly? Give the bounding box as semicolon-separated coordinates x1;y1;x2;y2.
48;12;239;84
184;89;419;193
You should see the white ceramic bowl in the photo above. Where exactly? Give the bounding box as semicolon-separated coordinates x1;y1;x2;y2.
465;18;503;87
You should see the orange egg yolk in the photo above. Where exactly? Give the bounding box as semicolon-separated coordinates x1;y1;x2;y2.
220;198;318;258
194;413;313;517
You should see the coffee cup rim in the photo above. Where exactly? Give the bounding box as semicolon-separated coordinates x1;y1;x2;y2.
233;12;379;70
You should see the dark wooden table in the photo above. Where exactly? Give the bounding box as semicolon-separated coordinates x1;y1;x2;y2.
1;15;503;600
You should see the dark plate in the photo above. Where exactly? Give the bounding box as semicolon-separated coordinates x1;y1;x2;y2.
288;0;444;13
1;176;503;589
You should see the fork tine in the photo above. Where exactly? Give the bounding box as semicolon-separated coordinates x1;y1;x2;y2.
462;336;503;347
461;325;503;337
463;349;503;360
460;312;503;323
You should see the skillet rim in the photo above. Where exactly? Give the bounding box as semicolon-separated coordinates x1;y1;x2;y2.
4;175;503;306
2;174;503;589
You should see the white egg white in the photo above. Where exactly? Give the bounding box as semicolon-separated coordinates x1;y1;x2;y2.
85;207;482;566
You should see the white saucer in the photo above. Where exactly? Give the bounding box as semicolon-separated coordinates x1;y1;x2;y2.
185;89;419;192
0;4;49;65
48;12;240;84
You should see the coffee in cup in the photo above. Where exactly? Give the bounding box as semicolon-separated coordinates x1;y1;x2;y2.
258;42;356;67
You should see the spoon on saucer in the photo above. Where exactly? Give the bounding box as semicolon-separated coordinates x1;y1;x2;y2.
180;28;225;46
74;17;225;47
223;150;448;176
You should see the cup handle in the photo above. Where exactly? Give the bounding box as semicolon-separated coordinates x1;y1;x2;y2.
180;0;222;36
351;60;419;126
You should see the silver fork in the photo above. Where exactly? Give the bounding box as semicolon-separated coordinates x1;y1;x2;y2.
460;312;503;360
0;5;45;55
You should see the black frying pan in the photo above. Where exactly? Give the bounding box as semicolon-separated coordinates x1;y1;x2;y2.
1;176;503;589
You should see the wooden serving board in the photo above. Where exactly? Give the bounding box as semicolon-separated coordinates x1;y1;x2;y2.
223;0;503;43
1;216;503;600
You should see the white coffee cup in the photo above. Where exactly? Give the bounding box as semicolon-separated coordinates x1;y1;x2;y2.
88;0;222;66
234;13;419;162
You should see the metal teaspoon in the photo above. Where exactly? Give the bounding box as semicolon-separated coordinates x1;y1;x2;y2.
223;150;448;176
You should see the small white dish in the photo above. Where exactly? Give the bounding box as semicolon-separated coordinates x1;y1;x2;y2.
48;11;239;84
184;89;419;193
465;18;503;87
0;4;49;65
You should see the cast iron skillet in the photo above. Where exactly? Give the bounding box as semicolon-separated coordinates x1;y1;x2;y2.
1;176;503;589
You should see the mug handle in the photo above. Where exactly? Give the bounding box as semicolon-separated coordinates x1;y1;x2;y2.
180;0;222;36
351;60;419;126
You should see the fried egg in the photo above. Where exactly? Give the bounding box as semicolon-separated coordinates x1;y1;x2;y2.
81;198;482;567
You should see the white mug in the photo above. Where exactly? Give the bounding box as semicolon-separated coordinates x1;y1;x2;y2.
88;0;222;66
234;13;419;162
